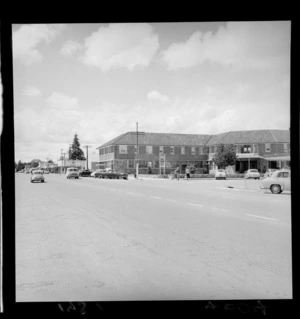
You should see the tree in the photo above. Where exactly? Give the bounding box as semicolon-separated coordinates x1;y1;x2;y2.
212;144;237;169
16;160;25;171
68;133;86;160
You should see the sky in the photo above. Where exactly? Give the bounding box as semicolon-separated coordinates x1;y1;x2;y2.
12;21;291;165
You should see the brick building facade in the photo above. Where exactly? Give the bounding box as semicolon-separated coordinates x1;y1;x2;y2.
96;130;290;174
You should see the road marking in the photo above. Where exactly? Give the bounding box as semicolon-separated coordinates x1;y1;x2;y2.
186;203;203;207
127;192;138;195
151;196;162;199
245;214;278;221
221;209;230;212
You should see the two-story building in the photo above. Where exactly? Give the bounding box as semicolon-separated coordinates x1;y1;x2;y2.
96;129;290;174
96;132;212;174
205;130;290;173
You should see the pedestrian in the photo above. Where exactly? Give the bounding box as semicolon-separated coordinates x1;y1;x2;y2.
185;166;191;180
174;166;180;181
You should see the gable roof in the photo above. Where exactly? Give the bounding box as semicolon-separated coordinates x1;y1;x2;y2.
97;129;290;149
97;132;212;148
205;130;290;145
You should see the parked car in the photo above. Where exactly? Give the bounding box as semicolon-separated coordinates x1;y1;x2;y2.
79;169;92;177
91;169;106;177
245;169;260;179
215;169;226;180
98;171;128;180
261;169;291;194
30;170;45;183
66;167;79;179
264;168;278;178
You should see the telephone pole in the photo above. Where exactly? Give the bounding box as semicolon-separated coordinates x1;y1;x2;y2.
82;145;92;170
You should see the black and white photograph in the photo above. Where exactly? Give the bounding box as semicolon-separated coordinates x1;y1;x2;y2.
12;21;292;302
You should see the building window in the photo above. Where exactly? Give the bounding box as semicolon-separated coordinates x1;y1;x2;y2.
243;145;252;153
210;146;215;153
128;159;134;168
265;143;271;152
159;146;164;153
191;146;196;155
146;145;153;154
253;144;258;154
181;146;185;155
284;143;290;153
170;146;175;155
119;145;127;154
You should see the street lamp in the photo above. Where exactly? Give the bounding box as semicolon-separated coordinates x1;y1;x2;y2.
82;145;92;170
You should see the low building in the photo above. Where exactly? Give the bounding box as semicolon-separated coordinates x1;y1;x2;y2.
96;129;290;174
53;159;86;174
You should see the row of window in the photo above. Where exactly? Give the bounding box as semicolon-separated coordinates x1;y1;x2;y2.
99;143;290;156
119;145;203;155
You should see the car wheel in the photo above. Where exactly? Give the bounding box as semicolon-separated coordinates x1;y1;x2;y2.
270;184;282;194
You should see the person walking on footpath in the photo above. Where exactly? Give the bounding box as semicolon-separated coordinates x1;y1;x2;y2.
174;166;180;181
185;166;191;180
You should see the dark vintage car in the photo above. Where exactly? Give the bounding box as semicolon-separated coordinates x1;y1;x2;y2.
79;169;92;177
98;171;128;180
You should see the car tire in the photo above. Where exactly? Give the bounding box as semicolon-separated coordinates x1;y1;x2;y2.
270;184;282;194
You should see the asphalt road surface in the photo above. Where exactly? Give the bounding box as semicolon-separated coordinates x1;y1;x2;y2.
15;173;292;301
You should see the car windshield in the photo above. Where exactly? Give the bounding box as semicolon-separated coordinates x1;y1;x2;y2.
69;169;78;172
218;169;225;172
250;169;258;172
33;171;43;174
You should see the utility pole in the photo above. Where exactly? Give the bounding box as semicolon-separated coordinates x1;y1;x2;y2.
82;145;92;170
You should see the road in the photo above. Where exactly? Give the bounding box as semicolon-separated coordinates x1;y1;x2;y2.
15;173;292;301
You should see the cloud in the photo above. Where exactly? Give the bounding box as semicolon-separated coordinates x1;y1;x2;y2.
60;40;82;56
147;90;170;103
13;24;65;65
162;21;290;70
22;86;42;97
47;92;79;110
81;23;159;71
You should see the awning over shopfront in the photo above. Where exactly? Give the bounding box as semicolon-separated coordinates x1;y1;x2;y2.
262;154;290;161
236;154;264;159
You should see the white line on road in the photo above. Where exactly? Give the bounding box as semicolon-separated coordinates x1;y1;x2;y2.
127;192;139;195
151;196;162;199
245;214;278;221
221;209;230;212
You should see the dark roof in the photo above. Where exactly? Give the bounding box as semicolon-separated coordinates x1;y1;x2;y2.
205;130;290;145
97;132;212;148
97;129;290;148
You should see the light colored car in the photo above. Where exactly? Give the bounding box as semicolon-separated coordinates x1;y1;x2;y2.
30;170;45;183
264;168;278;178
91;169;105;177
261;169;291;194
245;169;260;179
215;169;226;180
66;167;79;179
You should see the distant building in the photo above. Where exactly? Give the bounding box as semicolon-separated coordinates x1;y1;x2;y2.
96;130;290;174
53;159;85;174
